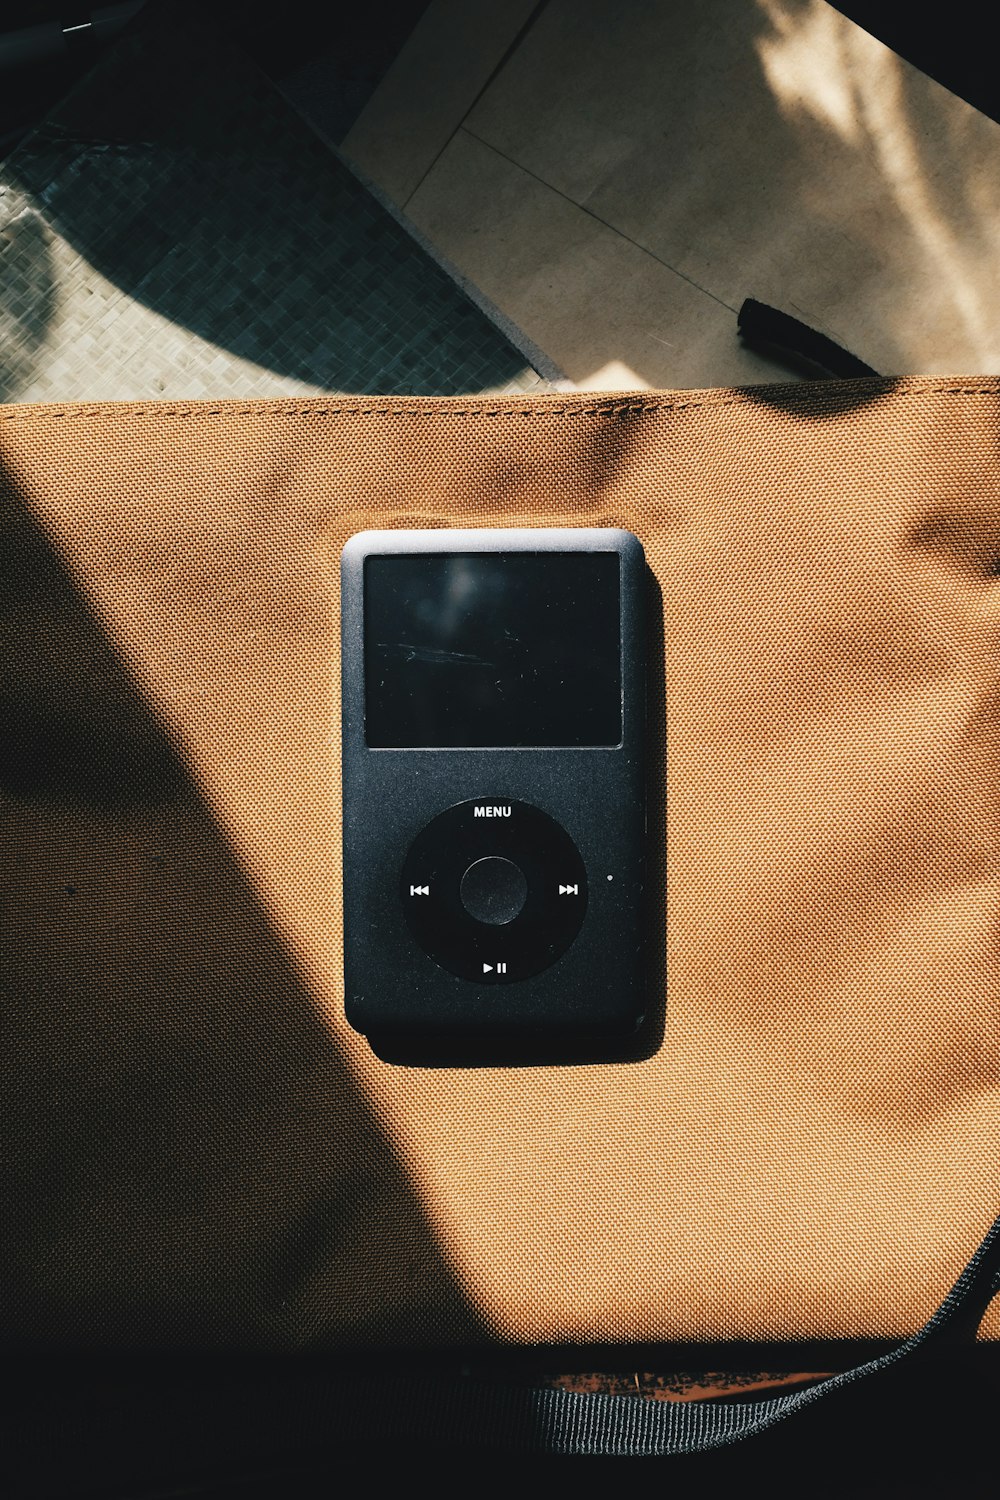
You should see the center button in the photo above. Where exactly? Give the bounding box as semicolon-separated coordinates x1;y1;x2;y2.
459;855;529;926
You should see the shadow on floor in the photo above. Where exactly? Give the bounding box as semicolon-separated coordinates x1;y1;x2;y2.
0;3;536;403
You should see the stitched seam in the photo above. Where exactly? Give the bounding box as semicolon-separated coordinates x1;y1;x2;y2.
0;400;718;422
1;383;998;425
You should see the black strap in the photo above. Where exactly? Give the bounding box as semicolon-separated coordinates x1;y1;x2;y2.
7;1215;999;1497
319;1209;1000;1456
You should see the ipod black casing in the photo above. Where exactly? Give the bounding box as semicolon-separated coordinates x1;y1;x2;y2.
340;528;647;1056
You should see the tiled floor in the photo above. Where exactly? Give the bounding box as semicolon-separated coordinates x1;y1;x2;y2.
342;0;1000;391
0;7;545;405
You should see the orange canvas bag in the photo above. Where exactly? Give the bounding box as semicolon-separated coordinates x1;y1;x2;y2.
2;376;999;1460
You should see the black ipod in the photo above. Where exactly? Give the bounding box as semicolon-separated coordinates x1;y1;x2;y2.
340;528;646;1058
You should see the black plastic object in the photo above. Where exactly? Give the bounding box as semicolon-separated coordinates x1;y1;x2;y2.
737;298;879;379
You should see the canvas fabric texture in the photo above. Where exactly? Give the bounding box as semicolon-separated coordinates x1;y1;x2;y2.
2;376;999;1353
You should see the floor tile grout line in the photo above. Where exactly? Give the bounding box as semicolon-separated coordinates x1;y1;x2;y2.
401;0;552;212
452;125;739;317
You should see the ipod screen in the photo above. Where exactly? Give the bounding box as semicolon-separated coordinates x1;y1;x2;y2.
363;552;621;749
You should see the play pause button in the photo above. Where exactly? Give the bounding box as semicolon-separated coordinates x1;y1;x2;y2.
482;962;508;974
